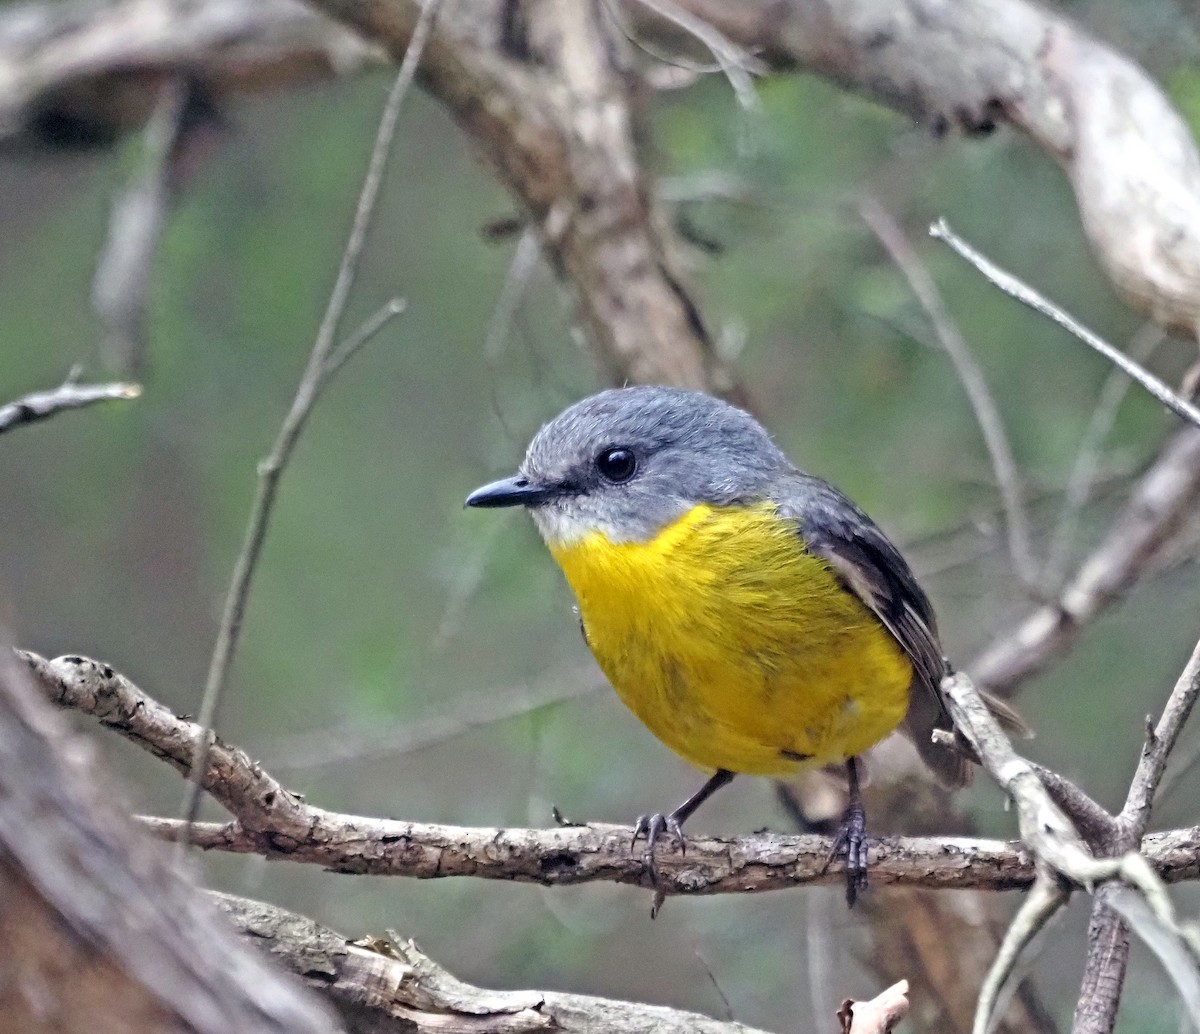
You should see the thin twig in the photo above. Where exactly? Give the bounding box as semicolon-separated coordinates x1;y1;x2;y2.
930;218;1200;430
861;198;1037;589
1045;324;1164;588
321;297;406;380
178;1;439;846
92;77;196;375
0;376;141;434
263;666;601;770
973;873;1070;1034
483;227;541;359
627;0;764;114
1120;633;1200;830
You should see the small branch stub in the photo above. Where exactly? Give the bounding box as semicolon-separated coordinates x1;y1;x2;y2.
0;379;141;435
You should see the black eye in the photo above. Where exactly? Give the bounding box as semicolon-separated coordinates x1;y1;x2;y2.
596;447;637;483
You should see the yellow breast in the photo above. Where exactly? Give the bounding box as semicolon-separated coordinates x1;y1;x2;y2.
548;503;913;775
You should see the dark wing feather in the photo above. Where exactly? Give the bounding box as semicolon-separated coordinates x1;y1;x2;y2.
772;474;971;787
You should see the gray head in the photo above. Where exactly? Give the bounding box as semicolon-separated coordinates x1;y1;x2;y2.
465;386;793;543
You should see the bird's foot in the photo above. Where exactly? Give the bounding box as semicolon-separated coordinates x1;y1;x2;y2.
822;800;869;907
632;811;686;882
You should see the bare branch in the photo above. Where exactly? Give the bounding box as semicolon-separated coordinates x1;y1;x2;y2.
1046;324;1165;587
971;425;1200;695
18;649;1200;894
179;8;432;840
860;198;1037;589
0;643;338;1034
1031;764;1115;848
1071;633;1200;1034
633;0;1200;339
0;374;141;434
216;890;796;1034
0;0;380;148
1121;635;1200;830
946;668;1200;1034
974;874;1070;1034
91;77;198;374
321;296;407;380
6;0;1200;348
302;0;746;400
931;218;1200;429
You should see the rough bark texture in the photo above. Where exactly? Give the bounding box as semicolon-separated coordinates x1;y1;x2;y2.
216;892;781;1034
635;0;1200;339
6;0;1199;341
306;0;742;397
20;650;1200;896
0;645;340;1034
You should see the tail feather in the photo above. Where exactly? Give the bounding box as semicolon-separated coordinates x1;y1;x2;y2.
904;675;1031;789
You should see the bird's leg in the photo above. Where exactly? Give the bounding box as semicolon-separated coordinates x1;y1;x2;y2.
633;769;735;881
823;755;869;907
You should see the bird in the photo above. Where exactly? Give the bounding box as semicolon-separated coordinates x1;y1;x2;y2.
466;385;1016;903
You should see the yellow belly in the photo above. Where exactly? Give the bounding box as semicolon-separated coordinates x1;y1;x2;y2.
548;503;913;776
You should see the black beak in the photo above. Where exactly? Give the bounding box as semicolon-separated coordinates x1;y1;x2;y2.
465;474;556;508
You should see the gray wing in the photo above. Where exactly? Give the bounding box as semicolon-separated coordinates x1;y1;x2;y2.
772;474;970;786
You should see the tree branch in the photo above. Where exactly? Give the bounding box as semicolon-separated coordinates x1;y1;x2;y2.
0;0;380;148
0;642;338;1034
632;0;1200;339
944;664;1200;1034
179;25;418;838
859;198;1036;588
18;649;1200;895
215;890;796;1034
1070;635;1200;1034
308;0;745;400
971;425;1200;695
5;0;1200;352
0;374;140;434
931;218;1200;429
1121;635;1200;831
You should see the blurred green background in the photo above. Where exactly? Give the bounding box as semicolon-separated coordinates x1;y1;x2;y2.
2;2;1199;1030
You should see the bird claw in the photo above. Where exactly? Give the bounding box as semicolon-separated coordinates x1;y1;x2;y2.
632;812;686;882
822;803;869;907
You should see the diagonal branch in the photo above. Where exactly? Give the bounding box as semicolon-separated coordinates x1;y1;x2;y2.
860;199;1037;589
300;0;746;401
931;219;1200;430
0;641;338;1034
178;15;424;838
1121;635;1200;831
971;425;1200;696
